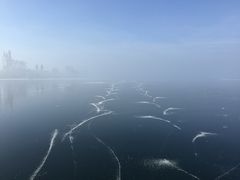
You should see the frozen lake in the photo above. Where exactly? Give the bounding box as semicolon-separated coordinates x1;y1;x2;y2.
0;80;240;180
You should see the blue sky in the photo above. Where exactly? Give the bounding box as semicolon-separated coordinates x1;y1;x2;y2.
0;0;240;80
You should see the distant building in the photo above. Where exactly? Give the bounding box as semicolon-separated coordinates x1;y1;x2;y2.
2;51;26;71
40;64;44;71
35;64;39;71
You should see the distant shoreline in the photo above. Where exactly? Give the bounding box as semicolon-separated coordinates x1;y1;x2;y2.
0;77;85;81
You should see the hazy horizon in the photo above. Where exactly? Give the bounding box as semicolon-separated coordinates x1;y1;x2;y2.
0;0;240;81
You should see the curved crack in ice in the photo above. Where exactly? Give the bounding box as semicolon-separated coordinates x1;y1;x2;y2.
63;111;113;141
95;95;106;100
135;115;181;131
30;129;58;180
153;96;167;103
136;101;161;108
163;107;183;116
90;103;101;113
192;132;218;143
214;163;240;180
93;135;121;180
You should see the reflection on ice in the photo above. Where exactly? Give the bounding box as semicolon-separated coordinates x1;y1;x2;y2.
85;81;107;84
144;159;200;180
144;159;177;169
